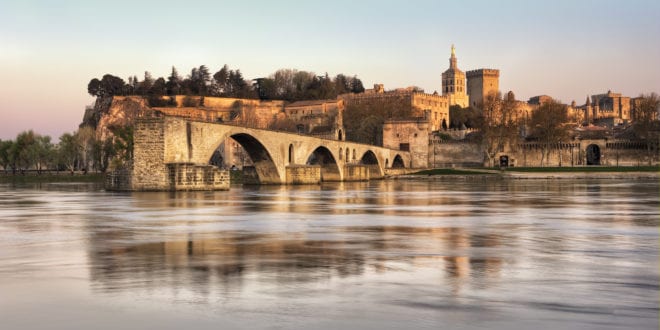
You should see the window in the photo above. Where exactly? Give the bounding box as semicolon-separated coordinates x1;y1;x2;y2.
399;143;410;151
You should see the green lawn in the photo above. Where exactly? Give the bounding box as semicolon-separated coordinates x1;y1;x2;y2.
502;166;660;173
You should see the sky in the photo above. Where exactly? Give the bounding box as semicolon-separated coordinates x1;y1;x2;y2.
1;0;659;140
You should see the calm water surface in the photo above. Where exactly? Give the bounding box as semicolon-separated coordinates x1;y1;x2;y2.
0;179;658;329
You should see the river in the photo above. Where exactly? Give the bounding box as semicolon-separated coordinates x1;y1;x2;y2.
0;179;658;329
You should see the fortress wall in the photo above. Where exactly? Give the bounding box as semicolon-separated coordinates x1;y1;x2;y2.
430;142;484;167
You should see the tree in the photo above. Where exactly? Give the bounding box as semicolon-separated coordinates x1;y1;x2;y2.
632;93;660;165
166;66;181;95
57;132;79;173
76;126;97;171
0;139;14;173
350;76;365;94
197;65;211;96
528;99;571;166
87;74;127;97
213;65;230;96
478;91;521;166
14;130;37;171
111;125;134;163
31;135;54;173
136;71;154;95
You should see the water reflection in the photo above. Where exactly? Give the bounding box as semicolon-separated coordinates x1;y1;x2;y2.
1;179;658;329
88;226;507;296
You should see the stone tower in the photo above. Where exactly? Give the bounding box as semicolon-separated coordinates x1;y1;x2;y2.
442;45;469;108
466;69;500;110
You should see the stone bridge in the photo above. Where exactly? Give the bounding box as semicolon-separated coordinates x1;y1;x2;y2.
107;116;414;191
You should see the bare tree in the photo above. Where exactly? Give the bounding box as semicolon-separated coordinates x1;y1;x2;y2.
478;91;521;166
632;93;660;165
528;99;571;166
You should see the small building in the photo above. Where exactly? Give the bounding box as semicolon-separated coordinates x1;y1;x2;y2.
382;118;430;168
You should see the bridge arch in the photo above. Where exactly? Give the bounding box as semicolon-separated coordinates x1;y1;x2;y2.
307;146;341;181
205;132;281;184
360;150;383;178
391;154;405;168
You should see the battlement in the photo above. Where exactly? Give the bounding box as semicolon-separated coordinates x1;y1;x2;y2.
466;69;500;78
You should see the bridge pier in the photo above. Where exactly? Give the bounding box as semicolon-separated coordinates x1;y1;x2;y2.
286;165;321;184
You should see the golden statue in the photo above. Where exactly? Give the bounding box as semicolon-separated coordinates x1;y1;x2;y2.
451;44;456;56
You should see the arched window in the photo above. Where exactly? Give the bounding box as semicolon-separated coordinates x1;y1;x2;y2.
288;144;294;164
339;148;343;160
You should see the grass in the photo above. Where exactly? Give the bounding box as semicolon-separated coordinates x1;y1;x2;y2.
410;168;495;175
502;166;660;173
0;173;105;184
409;166;660;176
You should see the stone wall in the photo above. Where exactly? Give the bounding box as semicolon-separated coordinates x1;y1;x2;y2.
343;165;370;181
286;165;321;184
430;141;484;167
132;117;169;190
168;163;229;191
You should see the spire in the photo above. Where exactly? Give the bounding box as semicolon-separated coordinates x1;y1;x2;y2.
586;95;591;106
449;44;458;70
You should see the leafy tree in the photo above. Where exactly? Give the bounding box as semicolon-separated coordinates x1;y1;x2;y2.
0;139;14;173
166;66;181;95
87;74;127;97
14;130;37;171
111;125;134;162
350;76;365;93
57;132;79;173
197;65;211;96
253;77;277;100
32;135;54;173
213;64;230;96
528;99;571;166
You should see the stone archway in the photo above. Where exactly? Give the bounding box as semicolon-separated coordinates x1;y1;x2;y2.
586;144;601;165
228;133;281;184
360;150;383;179
307;146;341;181
391;154;405;168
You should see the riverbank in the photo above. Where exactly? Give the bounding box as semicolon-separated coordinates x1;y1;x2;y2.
397;166;660;180
0;172;105;184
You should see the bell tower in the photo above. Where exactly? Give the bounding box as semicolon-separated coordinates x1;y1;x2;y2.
442;44;469;108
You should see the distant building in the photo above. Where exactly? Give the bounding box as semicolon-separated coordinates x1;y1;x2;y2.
442;45;469;108
341;84;449;132
527;95;553;106
580;90;632;126
284;99;345;140
466;69;500;109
